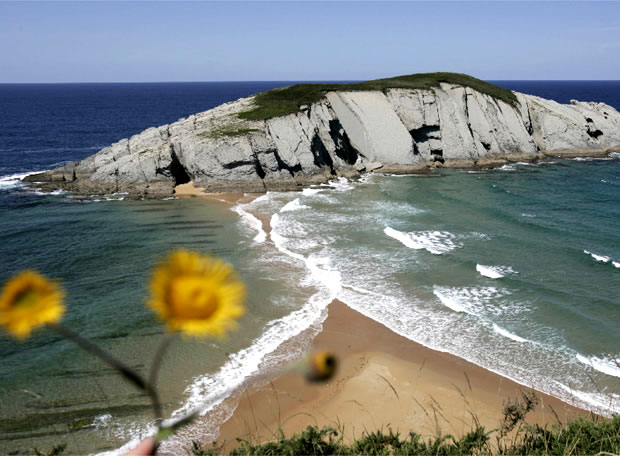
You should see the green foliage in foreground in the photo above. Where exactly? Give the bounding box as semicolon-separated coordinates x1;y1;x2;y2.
194;416;620;456
506;416;620;455
238;72;518;121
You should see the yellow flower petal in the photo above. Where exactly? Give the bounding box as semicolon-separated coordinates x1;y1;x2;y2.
148;250;246;338
0;270;65;339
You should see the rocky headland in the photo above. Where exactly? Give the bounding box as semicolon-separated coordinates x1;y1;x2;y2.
24;73;620;198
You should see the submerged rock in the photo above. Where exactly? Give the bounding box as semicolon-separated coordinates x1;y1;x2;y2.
24;78;620;198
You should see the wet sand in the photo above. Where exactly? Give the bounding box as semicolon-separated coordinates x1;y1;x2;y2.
214;300;590;451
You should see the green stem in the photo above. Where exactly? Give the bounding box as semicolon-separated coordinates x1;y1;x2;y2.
50;323;148;391
148;333;175;423
49;323;182;453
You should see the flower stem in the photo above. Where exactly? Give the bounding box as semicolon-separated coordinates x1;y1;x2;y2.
49;323;148;391
148;333;175;423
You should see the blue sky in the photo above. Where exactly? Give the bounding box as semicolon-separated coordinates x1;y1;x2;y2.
1;1;619;82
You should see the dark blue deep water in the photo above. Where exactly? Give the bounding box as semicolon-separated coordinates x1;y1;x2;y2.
493;80;620;110
1;81;619;454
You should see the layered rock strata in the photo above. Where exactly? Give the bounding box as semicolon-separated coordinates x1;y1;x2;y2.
25;83;620;198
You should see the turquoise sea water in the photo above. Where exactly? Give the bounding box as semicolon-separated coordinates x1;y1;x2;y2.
1;82;619;454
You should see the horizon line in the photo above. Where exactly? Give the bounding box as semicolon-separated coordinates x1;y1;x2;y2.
2;78;620;85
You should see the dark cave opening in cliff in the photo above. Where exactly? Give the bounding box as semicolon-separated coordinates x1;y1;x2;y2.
169;151;191;186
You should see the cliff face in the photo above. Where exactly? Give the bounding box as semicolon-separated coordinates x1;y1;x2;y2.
25;83;620;198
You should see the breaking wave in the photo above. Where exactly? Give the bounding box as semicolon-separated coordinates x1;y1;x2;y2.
384;227;461;254
492;323;530;343
232;205;267;243
577;354;620;378
432;286;512;316
584;250;620;268
280;198;310;213
0;171;43;190
476;264;517;279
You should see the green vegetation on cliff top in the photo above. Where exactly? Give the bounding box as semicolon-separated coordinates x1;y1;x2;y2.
196;416;620;456
238;72;518;121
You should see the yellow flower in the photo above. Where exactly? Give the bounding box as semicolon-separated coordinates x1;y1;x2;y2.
305;351;338;383
0;270;65;339
148;250;246;338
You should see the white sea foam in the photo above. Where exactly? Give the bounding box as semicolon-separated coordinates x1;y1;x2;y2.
583;249;618;266
329;177;355;192
610;152;620;159
0;171;45;189
499;164;516;171
521;213;536;218
93;414;113;429
302;187;323;196
492;323;529;343
433;286;512;316
557;383;620;415
384;227;461;255
280;198;310;213
586;250;610;262
433;287;469;313
477;264;504;279
341;282;384;297
270;213;342;298
476;264;517;279
232;205;267;244
251;193;271;204
28;188;68;196
89;195;126;202
577;354;620;378
574;156;612;162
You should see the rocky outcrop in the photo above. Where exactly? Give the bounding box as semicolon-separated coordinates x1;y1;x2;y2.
25;84;620;198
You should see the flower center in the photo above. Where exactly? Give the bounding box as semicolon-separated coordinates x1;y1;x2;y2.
170;276;218;319
14;290;40;309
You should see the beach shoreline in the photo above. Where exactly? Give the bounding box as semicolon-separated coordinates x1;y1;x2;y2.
210;299;591;452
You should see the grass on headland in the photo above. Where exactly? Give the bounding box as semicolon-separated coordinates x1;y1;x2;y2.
194;416;620;456
238;72;518;121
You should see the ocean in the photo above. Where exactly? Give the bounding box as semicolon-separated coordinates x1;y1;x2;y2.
1;81;619;454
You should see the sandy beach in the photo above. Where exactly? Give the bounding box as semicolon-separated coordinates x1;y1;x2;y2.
214;300;590;451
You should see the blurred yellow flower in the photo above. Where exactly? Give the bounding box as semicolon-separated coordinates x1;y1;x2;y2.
305;350;338;383
149;250;246;338
0;270;65;339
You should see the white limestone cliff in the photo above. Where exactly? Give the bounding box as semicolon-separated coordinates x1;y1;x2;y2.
26;84;620;198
